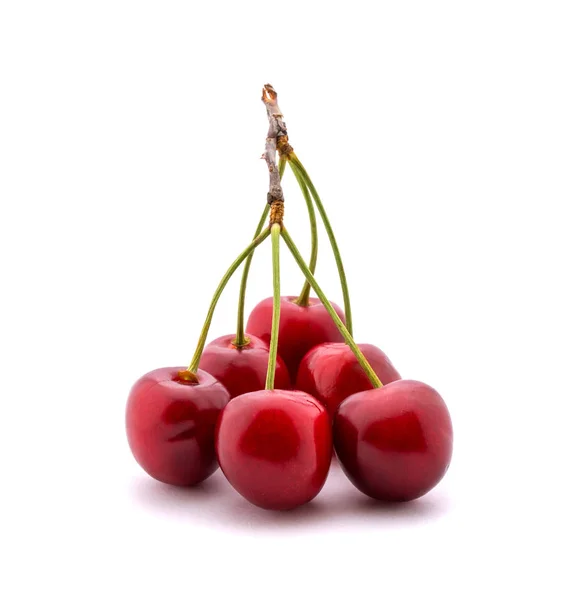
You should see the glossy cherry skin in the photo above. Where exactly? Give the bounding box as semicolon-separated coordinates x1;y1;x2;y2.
334;380;453;501
246;296;346;381
198;334;291;399
216;389;332;510
296;342;401;418
126;367;230;486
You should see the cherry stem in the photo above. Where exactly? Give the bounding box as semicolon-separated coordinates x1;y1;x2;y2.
281;227;382;388
233;158;288;348
265;224;282;390
289;154;353;337
278;155;287;179
290;161;318;307
233;206;270;347
187;228;271;375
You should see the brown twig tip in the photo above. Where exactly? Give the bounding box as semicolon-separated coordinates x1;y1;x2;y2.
262;83;278;104
261;84;288;137
261;84;293;157
262;83;287;224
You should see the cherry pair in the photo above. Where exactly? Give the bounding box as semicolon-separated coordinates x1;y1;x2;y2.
216;376;452;509
125;294;344;491
125;294;343;490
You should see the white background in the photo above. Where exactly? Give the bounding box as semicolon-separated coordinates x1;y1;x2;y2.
1;1;587;598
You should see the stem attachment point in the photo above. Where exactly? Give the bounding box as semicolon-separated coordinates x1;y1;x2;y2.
177;369;198;384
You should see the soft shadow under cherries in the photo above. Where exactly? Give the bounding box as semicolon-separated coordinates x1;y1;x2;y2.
130;461;450;532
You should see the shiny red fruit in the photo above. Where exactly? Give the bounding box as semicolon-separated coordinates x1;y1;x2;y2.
199;334;291;398
296;342;401;417
334;380;453;501
126;367;230;486
246;295;345;381
216;389;332;510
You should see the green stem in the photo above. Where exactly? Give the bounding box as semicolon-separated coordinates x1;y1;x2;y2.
290;161;318;306
187;228;271;374
265;224;282;389
233;205;270;347
281;227;382;388
289;154;353;336
278;155;287;178
233;157;287;347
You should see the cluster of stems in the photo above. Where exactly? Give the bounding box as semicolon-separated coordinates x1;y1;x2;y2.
182;86;382;390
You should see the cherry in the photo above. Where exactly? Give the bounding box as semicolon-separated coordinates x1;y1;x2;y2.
246;295;346;381
126;367;230;486
296;342;401;417
216;389;332;510
333;380;453;501
198;334;291;398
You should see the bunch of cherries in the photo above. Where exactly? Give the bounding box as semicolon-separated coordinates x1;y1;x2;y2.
126;85;453;511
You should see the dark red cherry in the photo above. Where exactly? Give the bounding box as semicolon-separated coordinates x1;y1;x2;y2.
216;389;332;510
296;342;401;417
246;295;345;381
199;334;291;398
333;380;453;501
126;367;230;486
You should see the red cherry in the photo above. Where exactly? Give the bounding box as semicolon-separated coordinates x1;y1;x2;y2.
246;295;345;381
333;380;453;501
126;367;230;486
198;334;291;398
296;342;401;417
216;389;332;510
